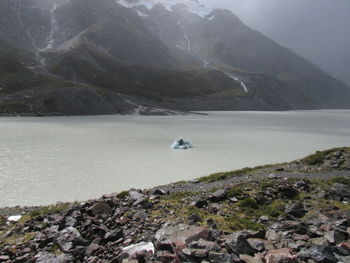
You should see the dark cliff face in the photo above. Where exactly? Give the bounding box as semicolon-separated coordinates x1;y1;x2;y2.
0;0;349;115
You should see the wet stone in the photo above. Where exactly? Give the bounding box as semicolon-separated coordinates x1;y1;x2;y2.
89;202;113;216
310;245;338;263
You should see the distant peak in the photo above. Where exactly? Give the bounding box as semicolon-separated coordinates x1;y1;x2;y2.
115;0;212;17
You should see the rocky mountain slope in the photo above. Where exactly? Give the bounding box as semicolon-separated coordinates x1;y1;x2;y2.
1;147;350;262
0;0;350;115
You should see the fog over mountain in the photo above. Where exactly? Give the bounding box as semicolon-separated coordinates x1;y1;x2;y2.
0;0;350;115
202;0;350;86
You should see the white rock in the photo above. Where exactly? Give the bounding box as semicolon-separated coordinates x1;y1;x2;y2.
7;215;22;222
123;242;155;255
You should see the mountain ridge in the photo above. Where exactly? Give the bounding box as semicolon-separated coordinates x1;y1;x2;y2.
0;0;349;115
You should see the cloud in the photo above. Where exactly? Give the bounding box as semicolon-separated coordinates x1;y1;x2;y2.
200;0;350;85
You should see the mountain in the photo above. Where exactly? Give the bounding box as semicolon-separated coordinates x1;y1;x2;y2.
212;0;350;87
0;0;349;115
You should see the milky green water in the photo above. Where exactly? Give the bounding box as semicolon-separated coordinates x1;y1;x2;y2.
0;110;349;207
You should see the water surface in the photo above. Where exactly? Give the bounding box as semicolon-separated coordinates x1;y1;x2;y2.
0;110;349;207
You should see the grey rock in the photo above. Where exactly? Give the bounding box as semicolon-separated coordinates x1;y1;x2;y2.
85;243;100;256
247;238;267;252
225;231;265;255
188;213;202;224
209;190;227;202
266;229;280;241
35;252;73;263
328;183;350;201
240;254;263;263
278;186;299;198
129;190;144;201
309;237;328;246
89;202;113;215
156;250;177;262
57;227;87;252
336;241;350;256
134;210;149;220
189;238;220;252
152;189;166;195
182;248;208;258
285;202;306;218
0;256;10;262
324;229;349;245
122;242;155;257
193;198;208;208
208;252;234;263
104;229;123;242
310;245;338;263
154;224;209;251
265;248;296;263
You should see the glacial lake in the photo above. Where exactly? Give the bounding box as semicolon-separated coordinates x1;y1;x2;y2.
1;110;350;207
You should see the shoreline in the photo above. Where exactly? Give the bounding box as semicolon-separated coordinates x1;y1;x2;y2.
1;147;350;262
1;147;349;213
1;109;350;118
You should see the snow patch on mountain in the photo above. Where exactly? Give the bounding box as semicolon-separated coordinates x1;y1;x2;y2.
225;72;248;93
136;10;150;17
116;0;211;17
207;14;215;21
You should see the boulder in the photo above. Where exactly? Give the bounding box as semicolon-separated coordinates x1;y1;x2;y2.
328;183;350;201
266;229;280;241
265;248;296;263
276;221;307;234
152;189;166;196
336;241;350;256
85;243;100;256
209;190;227;202
247;238;273;252
309;245;338;263
0;256;10;262
285;202;306;217
35;252;73;263
89;202;113;215
189;239;220;252
7;215;22;222
309;237;329;246
123;242;155;257
133;210;149;220
57;227;88;252
104;229;123;242
187;213;202;225
278;186;299;198
154;224;209;252
129;190;146;206
156;250;178;262
324;229;349;244
225;230;265;255
181;248;208;258
240;254;263;263
193;198;208;208
208;252;235;263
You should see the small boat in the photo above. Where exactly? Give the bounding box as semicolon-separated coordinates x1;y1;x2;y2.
171;138;193;149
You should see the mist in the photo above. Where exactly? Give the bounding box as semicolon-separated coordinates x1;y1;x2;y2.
201;0;350;86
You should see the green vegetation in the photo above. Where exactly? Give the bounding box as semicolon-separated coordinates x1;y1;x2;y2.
197;164;278;183
28;203;70;218
227;186;243;198
303;147;349;165
329;176;350;186
238;198;258;209
304;150;333;165
0;231;35;246
116;191;129;199
224;216;265;231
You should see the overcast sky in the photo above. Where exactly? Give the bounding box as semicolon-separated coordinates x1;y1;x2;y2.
200;0;350;85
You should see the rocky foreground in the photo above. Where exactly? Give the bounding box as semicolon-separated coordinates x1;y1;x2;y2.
1;148;350;263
